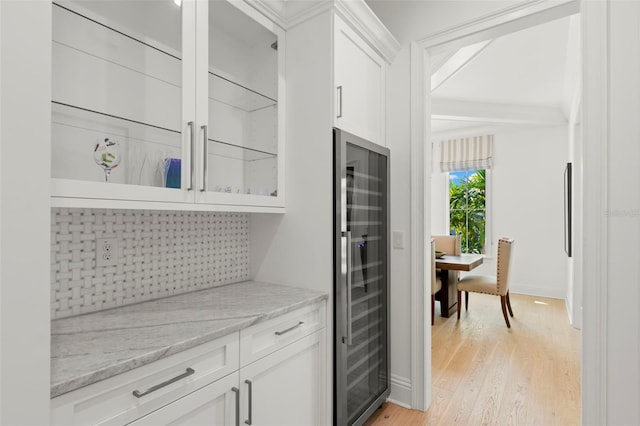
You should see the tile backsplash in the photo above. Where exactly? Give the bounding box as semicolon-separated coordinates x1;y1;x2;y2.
51;208;250;319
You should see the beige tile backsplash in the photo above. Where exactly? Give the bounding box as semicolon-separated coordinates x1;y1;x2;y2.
51;208;250;319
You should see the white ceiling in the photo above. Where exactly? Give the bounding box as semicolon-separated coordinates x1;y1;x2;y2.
432;17;570;107
429;14;580;135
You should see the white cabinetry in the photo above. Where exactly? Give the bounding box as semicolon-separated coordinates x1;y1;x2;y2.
50;302;326;426
51;0;285;212
50;333;239;426
334;15;386;145
238;302;327;425
240;331;325;426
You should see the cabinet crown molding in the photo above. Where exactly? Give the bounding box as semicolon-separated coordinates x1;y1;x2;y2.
251;0;400;64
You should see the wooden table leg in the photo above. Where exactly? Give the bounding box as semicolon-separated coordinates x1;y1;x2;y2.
435;270;458;318
445;270;458;316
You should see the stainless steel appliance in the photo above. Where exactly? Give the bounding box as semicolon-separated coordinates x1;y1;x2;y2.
333;128;390;426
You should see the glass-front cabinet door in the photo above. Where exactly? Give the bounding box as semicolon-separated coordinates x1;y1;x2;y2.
51;0;194;205
51;0;284;211
195;0;284;208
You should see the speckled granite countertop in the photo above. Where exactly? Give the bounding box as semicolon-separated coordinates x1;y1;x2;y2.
51;281;328;398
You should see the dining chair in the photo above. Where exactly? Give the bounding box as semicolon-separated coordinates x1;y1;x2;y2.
430;238;442;325
432;234;461;257
432;234;462;290
456;237;515;327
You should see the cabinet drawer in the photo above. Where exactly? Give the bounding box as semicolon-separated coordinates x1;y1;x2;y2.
240;301;326;366
128;372;240;426
51;332;239;426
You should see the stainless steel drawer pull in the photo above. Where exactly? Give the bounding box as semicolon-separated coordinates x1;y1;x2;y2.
132;367;195;398
275;321;304;336
245;379;253;425
232;387;240;426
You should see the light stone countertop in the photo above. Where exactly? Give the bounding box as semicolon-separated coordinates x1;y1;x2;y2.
51;281;328;398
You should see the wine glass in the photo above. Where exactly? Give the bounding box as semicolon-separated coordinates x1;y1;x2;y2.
93;137;121;182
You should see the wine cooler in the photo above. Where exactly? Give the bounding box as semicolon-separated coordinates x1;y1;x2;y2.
333;128;390;426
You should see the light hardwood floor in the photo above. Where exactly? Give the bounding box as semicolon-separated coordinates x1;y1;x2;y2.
365;292;580;425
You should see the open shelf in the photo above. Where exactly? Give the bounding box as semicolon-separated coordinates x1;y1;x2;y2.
51;101;182;187
208;138;276;162
210;72;276;112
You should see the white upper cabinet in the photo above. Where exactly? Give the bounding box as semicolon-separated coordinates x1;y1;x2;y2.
51;0;285;212
334;15;386;145
195;0;284;209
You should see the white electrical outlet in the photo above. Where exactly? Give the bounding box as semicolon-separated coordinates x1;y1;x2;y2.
96;238;118;267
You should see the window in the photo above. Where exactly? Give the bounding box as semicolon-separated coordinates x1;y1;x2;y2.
449;169;487;254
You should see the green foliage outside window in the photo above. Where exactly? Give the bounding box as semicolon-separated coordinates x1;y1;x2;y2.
449;169;486;254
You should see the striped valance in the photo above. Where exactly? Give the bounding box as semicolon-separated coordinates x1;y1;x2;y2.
440;135;493;172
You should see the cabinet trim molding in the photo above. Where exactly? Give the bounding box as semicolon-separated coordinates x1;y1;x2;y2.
252;0;400;64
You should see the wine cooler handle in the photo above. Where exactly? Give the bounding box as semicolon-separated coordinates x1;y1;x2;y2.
244;379;253;425
337;86;343;118
342;230;353;345
200;124;208;192
232;387;240;426
187;121;195;191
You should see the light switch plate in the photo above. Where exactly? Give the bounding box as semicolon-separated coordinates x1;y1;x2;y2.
96;238;118;267
392;231;405;249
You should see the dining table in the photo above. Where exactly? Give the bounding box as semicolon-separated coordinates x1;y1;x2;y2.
435;253;484;317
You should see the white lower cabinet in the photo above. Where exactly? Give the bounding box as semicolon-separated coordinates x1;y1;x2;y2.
51;333;240;426
51;302;327;426
130;330;325;426
239;330;326;426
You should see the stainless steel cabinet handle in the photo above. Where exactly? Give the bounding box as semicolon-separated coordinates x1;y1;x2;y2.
337;85;343;118
132;367;195;398
232;387;240;426
244;379;253;425
275;321;304;336
187;121;195;191
343;231;353;345
200;124;208;192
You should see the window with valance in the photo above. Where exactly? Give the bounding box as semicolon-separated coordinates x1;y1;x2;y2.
440;135;493;254
440;134;493;172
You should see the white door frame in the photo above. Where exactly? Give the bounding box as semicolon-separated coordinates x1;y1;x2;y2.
409;1;605;423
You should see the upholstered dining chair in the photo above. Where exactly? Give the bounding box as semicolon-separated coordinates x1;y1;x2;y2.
432;233;462;287
432;234;461;258
456;237;515;328
430;239;442;325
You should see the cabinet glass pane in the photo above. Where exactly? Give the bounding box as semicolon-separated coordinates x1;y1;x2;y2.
207;1;278;197
345;143;388;423
51;1;183;188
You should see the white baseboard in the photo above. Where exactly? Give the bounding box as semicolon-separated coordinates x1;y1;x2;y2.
388;374;412;409
510;283;565;299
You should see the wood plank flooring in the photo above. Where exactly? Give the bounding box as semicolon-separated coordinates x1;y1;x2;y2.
365;293;580;425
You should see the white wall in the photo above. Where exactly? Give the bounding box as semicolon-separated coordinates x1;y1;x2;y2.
0;1;51;423
432;125;569;299
584;1;640;422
